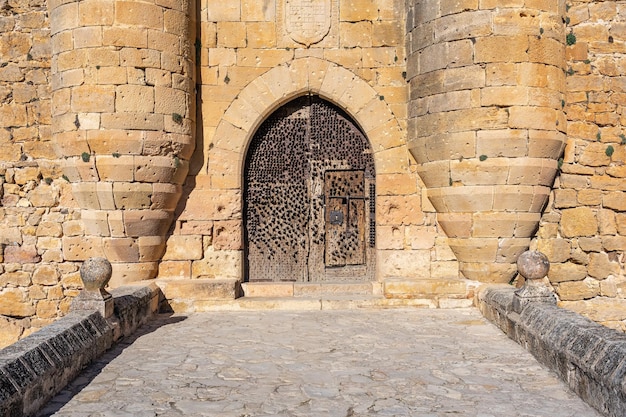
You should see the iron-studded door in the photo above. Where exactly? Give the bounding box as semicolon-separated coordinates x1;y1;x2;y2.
244;96;375;282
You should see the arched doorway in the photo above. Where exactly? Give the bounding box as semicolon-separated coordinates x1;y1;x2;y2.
244;95;376;282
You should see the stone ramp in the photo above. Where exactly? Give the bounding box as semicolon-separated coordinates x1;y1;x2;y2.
38;308;600;417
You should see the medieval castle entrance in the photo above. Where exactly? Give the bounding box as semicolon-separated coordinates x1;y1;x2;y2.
244;95;376;283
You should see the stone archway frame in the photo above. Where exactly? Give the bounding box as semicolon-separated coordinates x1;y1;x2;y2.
208;57;408;191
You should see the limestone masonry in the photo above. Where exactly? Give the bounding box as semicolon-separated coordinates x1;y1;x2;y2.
0;0;624;347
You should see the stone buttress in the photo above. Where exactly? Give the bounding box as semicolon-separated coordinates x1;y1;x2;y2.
49;0;196;285
406;0;567;283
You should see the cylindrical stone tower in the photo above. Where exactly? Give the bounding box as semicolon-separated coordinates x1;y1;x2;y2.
406;0;567;282
49;0;196;285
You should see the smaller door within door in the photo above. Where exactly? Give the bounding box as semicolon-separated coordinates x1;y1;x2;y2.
324;171;366;267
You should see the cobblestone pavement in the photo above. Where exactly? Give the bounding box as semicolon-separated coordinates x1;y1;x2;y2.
38;308;601;417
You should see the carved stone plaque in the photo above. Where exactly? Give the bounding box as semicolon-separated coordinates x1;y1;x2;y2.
285;0;331;46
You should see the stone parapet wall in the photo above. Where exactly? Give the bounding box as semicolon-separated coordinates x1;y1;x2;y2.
478;286;626;417
534;1;626;329
0;283;159;417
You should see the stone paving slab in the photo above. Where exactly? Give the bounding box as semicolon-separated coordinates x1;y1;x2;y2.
38;309;601;417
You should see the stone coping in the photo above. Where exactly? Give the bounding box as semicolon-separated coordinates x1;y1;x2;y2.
477;285;626;417
0;284;160;417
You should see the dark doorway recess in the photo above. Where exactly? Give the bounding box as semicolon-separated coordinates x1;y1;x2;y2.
244;95;376;282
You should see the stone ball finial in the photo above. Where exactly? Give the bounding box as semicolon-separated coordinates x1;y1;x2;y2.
80;257;112;293
517;250;550;281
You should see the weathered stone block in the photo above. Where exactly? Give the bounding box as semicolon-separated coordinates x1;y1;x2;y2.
383;278;469;298
115;1;164;30
376;195;424;225
430;260;460;279
556;278;600;301
162;235;203;261
428;186;494;212
0;271;32;287
579;237;602;252
547;262;588;283
179;220;214;236
376;226;405;250
109;262;159;286
123;210;173;238
216;21;247;48
112;182;152;210
339;0;378;21
137;236;166;262
81;210;110;236
452;158;513;186
561;207;598;238
86;129;143;155
448;238;499;263
36;300;58;319
496;238;530;263
134;156;187;184
191;249;241;279
32;265;59;286
95;155;134;182
458;262;517;283
71;182;100;210
0;288;35;317
603;192;626;211
179;189;241;221
405;226;437;250
536;239;571;263
436;212;472;238
213;220;242;251
159;278;240;301
151;183;182;211
602;236;626;253
588;252;620;280
4;245;40;264
436;9;490;40
154;86;186;115
157;261;191;279
62;236;105;261
377;249;430;279
0;316;23;349
36;221;63;238
475;35;528;63
562;298;626;323
103;237;139;263
472;212;516;238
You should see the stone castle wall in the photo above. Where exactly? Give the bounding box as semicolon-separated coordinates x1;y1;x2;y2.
168;0;455;294
535;0;626;330
0;0;624;347
0;0;83;347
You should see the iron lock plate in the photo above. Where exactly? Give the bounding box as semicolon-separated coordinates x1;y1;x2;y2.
329;210;344;225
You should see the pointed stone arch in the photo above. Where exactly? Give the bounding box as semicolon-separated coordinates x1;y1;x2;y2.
209;57;407;189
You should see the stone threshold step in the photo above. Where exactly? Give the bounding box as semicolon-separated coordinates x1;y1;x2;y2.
162;295;474;313
242;281;382;298
154;278;476;313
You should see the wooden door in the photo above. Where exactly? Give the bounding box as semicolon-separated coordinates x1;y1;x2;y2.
244;96;375;282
